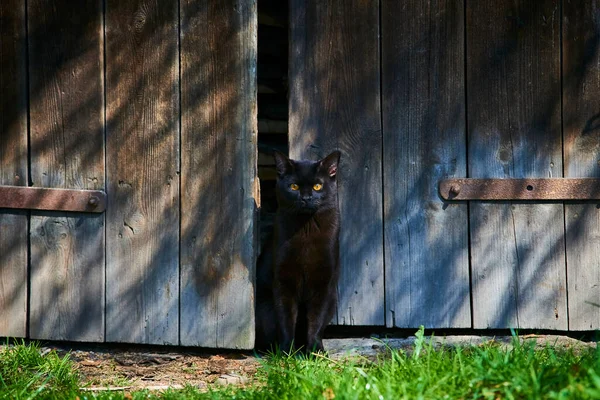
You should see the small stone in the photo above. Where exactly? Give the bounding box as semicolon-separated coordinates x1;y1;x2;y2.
196;381;207;389
216;374;247;385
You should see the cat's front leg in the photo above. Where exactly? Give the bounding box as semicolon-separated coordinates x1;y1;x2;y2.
305;291;336;353
273;286;298;353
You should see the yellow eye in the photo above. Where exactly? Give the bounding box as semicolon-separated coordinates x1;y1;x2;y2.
313;183;323;191
290;183;299;191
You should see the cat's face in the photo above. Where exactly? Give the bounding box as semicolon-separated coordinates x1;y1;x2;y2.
274;151;341;214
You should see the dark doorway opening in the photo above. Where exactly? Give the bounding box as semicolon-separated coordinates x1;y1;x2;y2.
257;0;288;244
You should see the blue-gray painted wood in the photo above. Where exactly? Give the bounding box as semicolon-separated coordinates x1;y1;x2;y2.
289;0;385;326
382;0;470;328
467;0;567;329
28;0;105;341
563;0;600;331
179;0;257;349
105;0;180;344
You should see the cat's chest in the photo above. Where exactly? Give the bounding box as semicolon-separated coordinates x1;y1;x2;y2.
276;220;337;269
288;231;328;258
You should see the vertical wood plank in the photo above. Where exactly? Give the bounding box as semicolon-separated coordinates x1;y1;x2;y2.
289;0;384;325
180;0;257;349
0;0;28;337
105;0;179;344
467;0;567;329
382;0;470;328
28;0;105;341
563;0;600;330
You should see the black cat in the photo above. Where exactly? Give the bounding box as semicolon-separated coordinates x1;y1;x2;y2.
255;150;341;354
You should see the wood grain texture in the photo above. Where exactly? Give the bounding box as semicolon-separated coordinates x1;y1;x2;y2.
382;0;469;328
289;0;384;326
563;0;600;330
105;0;179;344
28;0;105;341
467;0;567;329
0;0;28;338
180;0;257;349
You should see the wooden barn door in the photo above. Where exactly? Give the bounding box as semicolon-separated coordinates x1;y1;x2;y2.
0;0;257;349
105;0;256;348
290;0;600;331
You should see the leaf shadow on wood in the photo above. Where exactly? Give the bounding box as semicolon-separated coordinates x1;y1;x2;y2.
25;0;106;342
466;0;567;328
464;0;600;330
562;1;600;330
178;0;257;349
0;0;31;337
465;1;563;330
381;0;470;329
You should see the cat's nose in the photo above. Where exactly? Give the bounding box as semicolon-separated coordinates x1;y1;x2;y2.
302;195;312;201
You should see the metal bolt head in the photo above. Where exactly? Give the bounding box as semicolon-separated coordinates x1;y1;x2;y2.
449;185;461;196
88;196;99;207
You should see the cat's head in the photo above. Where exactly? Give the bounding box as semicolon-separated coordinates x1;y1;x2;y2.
273;150;341;214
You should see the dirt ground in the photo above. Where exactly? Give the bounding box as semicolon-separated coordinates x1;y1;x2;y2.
38;334;595;392
48;346;261;392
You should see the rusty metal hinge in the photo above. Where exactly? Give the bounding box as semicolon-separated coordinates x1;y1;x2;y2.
439;178;600;201
0;186;106;212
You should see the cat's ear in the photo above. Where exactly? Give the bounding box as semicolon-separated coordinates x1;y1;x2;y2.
273;151;293;176
319;150;341;178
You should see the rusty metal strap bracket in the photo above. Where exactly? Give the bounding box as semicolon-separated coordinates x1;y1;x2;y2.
439;178;600;201
0;185;106;212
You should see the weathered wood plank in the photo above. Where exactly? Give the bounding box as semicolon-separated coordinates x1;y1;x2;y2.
180;0;257;349
289;0;384;325
467;0;567;329
563;0;600;330
28;0;105;341
105;0;179;344
382;0;469;328
0;0;28;338
440;178;600;201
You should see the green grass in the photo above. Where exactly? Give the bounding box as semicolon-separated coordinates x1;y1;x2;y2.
2;329;600;399
0;340;78;399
